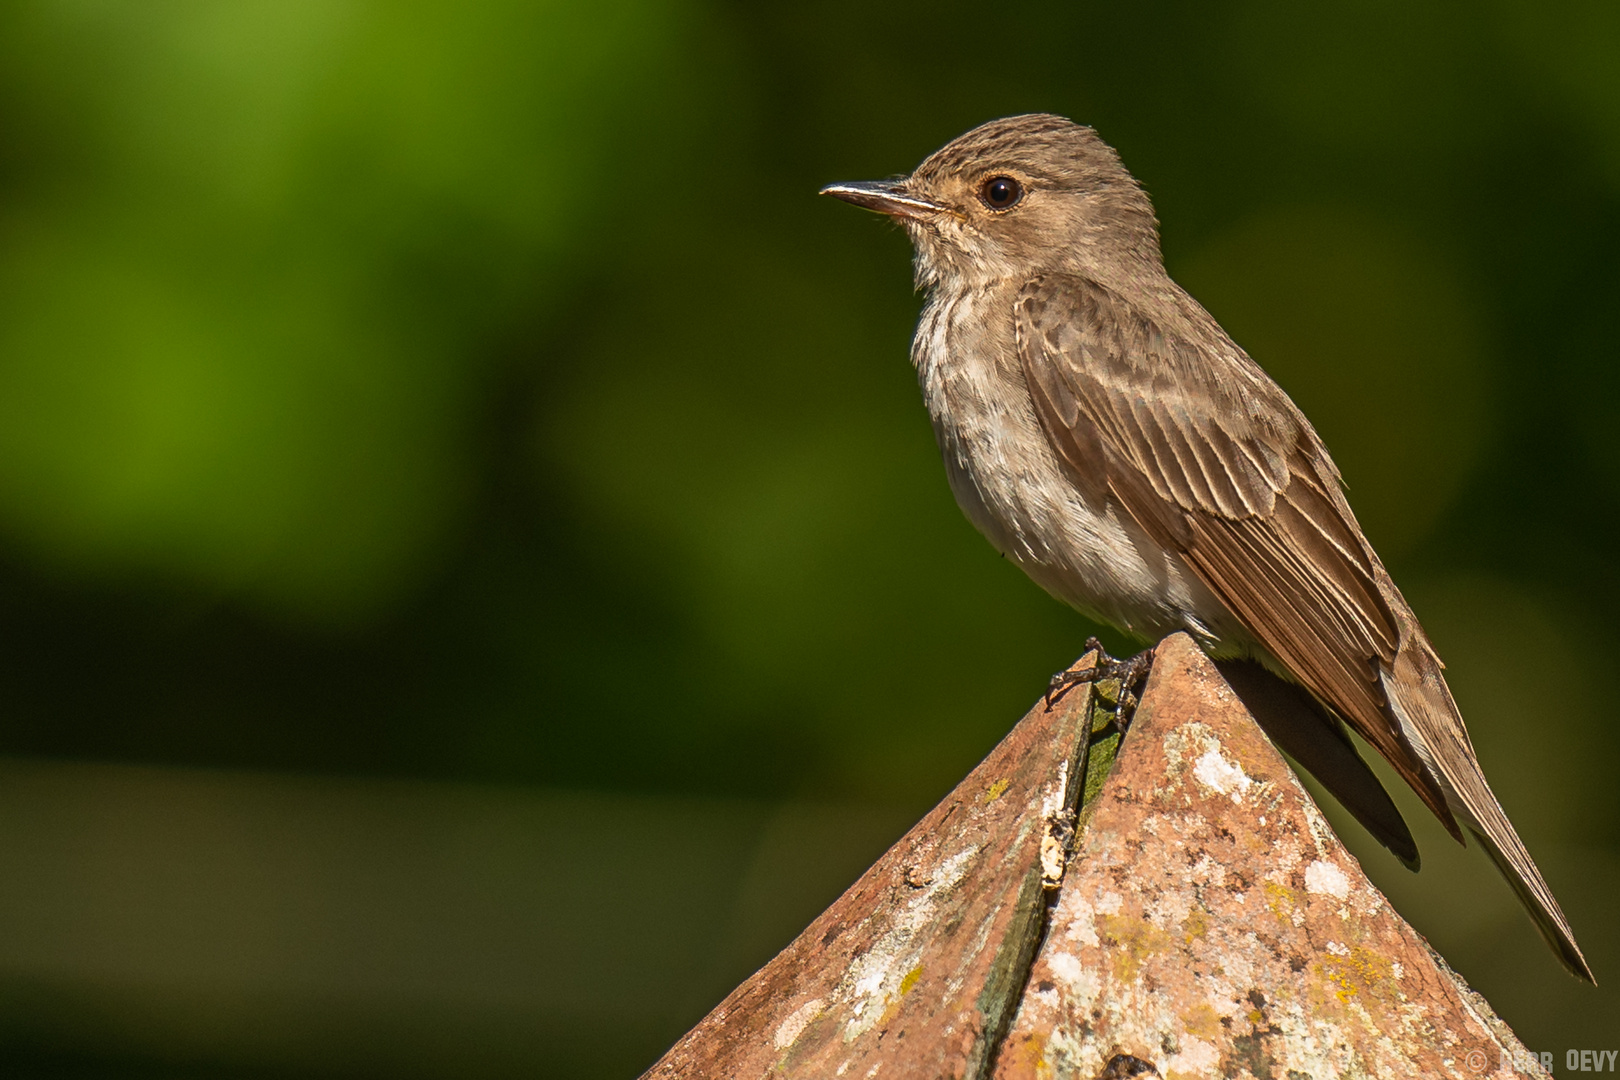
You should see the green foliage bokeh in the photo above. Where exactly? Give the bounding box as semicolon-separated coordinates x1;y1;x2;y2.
0;0;1618;1074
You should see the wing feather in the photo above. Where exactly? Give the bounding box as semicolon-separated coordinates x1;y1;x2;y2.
1014;272;1456;830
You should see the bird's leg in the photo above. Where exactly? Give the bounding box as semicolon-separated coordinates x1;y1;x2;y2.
1105;646;1155;732
1044;638;1156;731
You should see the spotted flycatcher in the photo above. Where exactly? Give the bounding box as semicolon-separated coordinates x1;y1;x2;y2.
823;114;1591;981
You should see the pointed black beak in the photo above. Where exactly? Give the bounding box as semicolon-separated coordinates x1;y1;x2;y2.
820;180;945;220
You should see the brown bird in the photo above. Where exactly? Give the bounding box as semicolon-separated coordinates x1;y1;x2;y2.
822;113;1593;982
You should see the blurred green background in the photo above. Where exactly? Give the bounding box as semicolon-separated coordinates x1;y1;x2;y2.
0;0;1616;1075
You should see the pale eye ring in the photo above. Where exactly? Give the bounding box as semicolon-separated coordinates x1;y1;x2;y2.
980;175;1023;210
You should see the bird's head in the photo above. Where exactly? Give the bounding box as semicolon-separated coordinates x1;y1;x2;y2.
822;114;1161;291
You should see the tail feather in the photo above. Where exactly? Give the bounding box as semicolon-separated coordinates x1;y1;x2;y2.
1469;820;1594;983
1383;648;1595;984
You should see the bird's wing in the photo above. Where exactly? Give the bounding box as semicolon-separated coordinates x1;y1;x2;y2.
1013;272;1458;834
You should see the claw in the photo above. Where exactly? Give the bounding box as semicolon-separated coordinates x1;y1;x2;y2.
1044;638;1155;731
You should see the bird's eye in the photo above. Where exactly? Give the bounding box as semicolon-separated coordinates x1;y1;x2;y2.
980;175;1023;210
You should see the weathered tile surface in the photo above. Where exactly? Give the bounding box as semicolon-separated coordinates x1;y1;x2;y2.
994;633;1548;1080
642;656;1096;1079
644;633;1549;1079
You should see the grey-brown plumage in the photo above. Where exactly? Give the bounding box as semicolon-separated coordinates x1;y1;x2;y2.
823;114;1594;982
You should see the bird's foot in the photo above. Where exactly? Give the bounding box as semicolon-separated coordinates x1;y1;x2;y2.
1044;637;1156;731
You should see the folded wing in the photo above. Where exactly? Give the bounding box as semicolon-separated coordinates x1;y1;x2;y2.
1012;272;1455;833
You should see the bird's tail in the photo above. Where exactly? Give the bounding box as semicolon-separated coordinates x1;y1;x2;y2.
1382;647;1595;983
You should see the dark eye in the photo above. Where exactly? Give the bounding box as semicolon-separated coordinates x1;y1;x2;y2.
981;175;1023;210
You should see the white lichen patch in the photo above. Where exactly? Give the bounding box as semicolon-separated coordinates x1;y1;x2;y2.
1047;951;1085;988
836;843;981;1041
1042;759;1070;818
1062;896;1101;948
1205;954;1257;1008
775;998;825;1050
851;971;884;1012
934;845;978;890
1262;1002;1366;1078
1194;745;1253;802
1305;859;1351;901
1165;722;1271;809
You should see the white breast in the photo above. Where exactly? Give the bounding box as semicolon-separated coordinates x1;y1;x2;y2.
911;288;1229;646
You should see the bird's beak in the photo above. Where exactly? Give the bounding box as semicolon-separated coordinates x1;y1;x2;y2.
820;180;946;221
